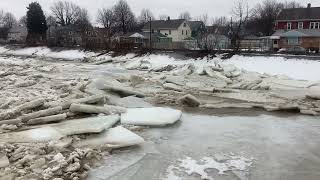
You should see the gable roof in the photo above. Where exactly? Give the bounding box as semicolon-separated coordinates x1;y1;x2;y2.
277;7;320;21
188;21;204;30
272;29;320;37
207;25;230;36
142;19;186;30
140;32;168;38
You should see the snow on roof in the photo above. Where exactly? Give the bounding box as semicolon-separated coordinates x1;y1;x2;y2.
129;33;146;38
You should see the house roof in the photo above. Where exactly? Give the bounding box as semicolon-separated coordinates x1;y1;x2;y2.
188;21;204;30
140;32;170;39
142;19;186;30
8;25;27;33
207;25;230;36
272;29;320;37
277;7;320;21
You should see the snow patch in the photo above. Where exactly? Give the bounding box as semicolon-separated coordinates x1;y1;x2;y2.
163;155;253;180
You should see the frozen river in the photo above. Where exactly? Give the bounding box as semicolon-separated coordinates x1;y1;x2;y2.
89;110;320;180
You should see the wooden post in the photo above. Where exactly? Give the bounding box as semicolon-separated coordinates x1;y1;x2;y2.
149;17;152;52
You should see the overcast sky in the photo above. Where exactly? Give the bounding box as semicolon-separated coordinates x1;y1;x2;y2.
1;0;319;22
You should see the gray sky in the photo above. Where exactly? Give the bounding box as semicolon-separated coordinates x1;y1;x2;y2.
1;0;319;22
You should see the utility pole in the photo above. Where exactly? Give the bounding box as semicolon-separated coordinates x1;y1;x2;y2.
149;17;152;52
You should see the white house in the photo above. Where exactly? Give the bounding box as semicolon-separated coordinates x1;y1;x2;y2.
7;25;28;43
142;18;192;42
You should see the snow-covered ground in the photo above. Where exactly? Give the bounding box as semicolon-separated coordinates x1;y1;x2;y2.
0;46;99;60
129;54;320;81
1;45;320;81
221;55;320;81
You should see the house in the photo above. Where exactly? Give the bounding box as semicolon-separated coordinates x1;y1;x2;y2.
239;35;261;50
142;18;192;42
83;27;111;49
118;32;148;49
203;26;231;50
7;25;27;43
47;25;83;47
188;21;207;38
273;3;320;52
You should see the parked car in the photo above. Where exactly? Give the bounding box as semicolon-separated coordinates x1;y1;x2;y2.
278;47;306;54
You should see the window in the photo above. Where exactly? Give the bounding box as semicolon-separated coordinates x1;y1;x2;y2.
183;23;186;27
298;22;304;29
69;31;72;35
152;29;154;33
287;37;299;45
182;30;184;35
274;40;278;45
287;22;292;30
310;22;320;29
186;30;188;35
169;30;171;35
157;30;160;33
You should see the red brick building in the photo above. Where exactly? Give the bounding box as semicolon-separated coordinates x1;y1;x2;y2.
272;3;320;52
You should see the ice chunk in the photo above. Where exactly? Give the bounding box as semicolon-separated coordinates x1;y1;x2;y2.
0;127;64;143
52;115;120;136
121;107;182;126
74;126;144;149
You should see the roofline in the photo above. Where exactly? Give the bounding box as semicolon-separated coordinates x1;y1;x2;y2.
142;28;179;30
276;19;320;22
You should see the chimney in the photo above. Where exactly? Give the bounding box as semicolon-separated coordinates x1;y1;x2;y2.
167;16;170;21
308;3;311;8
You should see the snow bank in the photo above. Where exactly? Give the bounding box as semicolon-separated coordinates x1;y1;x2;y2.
220;55;320;81
121;107;182;126
0;46;98;60
120;54;320;81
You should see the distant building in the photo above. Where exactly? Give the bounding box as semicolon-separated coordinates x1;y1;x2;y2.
7;25;27;43
188;21;207;38
272;3;320;52
142;18;192;42
119;32;148;49
204;26;231;50
47;25;83;47
239;35;261;50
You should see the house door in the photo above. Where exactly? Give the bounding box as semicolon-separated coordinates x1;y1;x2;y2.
273;40;279;49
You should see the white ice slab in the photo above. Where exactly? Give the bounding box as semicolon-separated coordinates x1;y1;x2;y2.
52;115;120;136
121;107;182;126
74;126;144;149
0;127;64;143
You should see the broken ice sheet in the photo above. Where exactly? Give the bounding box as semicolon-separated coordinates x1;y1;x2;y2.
162;155;253;180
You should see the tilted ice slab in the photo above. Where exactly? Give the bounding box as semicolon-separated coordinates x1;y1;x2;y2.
0;115;120;143
74;126;145;149
121;107;182;126
0;127;64;143
51;115;120;136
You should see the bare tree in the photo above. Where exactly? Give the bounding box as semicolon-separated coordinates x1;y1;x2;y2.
138;8;154;24
179;11;191;20
248;0;283;36
18;16;27;26
211;16;228;26
97;8;114;28
283;1;302;8
75;8;91;28
195;14;209;25
159;14;169;20
113;0;136;33
230;0;250;52
2;12;16;28
51;1;84;26
46;15;57;27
